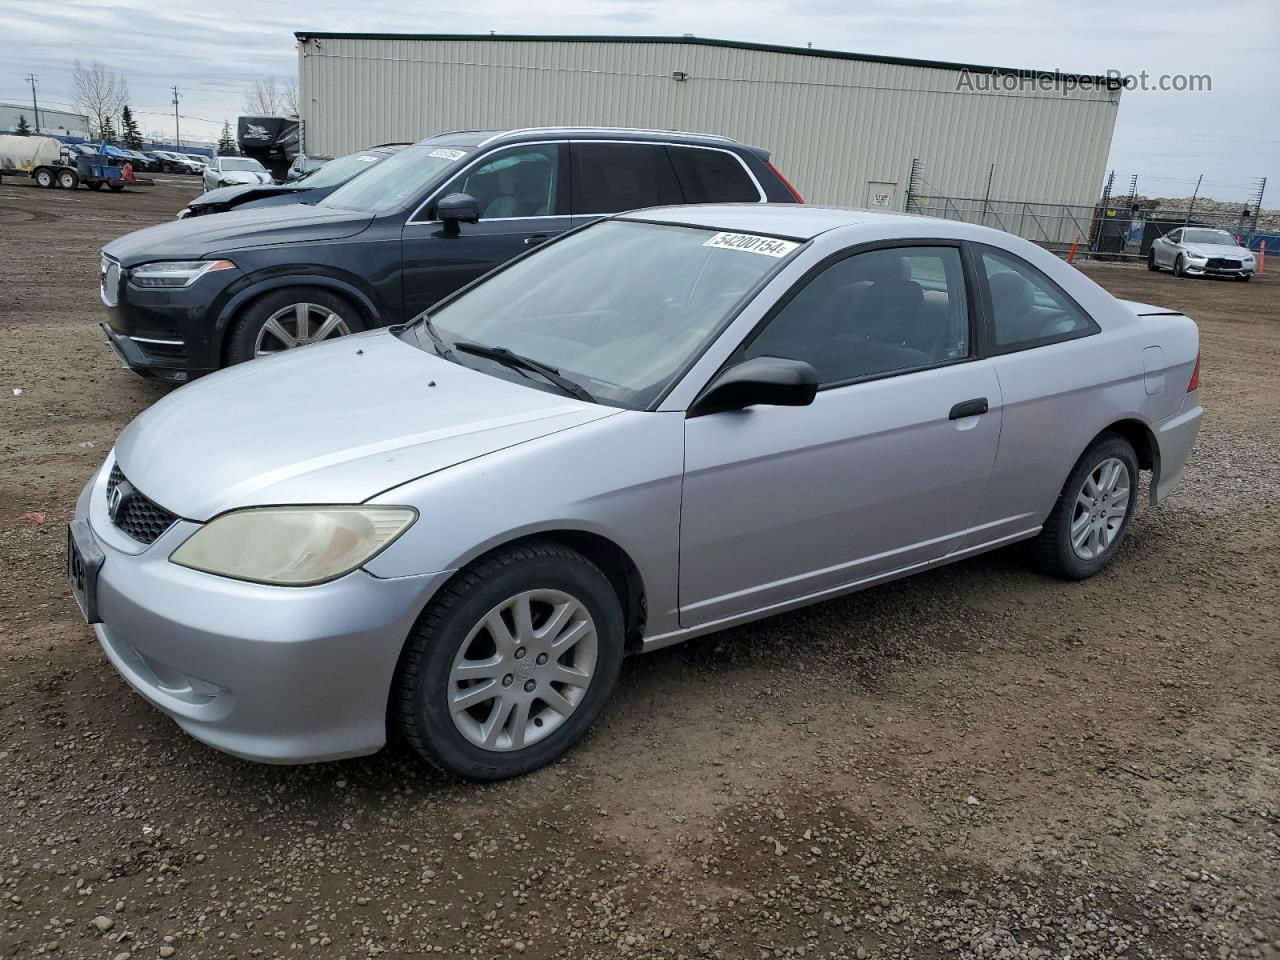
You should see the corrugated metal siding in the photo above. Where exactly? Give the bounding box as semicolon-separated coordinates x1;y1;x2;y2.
298;37;1119;210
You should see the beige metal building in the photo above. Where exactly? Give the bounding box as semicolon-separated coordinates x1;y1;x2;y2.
295;33;1121;217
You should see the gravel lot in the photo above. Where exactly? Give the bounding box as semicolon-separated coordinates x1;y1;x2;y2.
1;177;1278;960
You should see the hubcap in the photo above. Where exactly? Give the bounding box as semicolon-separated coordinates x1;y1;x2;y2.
253;302;351;357
1070;457;1131;561
448;589;598;752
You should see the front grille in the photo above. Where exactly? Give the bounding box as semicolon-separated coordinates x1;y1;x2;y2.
1206;258;1242;269
106;465;178;544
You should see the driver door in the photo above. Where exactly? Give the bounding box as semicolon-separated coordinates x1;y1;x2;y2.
401;143;571;319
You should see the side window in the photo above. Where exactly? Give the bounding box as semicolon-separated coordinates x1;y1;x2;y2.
438;144;562;219
1167;230;1182;243
572;142;682;215
979;250;1095;350
745;246;970;385
668;147;760;203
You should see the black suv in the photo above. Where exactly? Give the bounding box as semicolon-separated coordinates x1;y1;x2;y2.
99;127;802;382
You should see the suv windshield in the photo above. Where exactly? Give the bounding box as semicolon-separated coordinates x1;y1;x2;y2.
220;158;264;172
1182;229;1236;245
320;143;472;214
293;151;387;188
405;219;799;408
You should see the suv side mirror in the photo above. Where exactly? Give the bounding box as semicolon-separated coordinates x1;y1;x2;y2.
689;356;818;417
437;192;480;233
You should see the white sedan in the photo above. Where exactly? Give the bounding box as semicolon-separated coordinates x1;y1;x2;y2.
1148;227;1256;280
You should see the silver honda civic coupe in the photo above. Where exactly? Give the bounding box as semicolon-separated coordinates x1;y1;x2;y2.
69;205;1203;780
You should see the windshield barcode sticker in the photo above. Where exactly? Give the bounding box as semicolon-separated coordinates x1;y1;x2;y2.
428;148;468;161
703;232;799;258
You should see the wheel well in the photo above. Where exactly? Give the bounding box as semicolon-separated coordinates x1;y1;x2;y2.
221;283;367;365
463;531;647;654
1096;419;1160;502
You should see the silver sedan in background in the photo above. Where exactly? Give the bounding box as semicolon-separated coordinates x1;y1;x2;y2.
69;206;1202;780
1148;226;1256;280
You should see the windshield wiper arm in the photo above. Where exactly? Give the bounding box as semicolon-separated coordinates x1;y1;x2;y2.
419;316;456;361
454;342;595;403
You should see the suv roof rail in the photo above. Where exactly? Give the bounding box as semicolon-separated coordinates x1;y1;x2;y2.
476;126;740;147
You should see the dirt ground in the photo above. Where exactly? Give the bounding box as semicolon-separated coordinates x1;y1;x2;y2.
1;178;1277;960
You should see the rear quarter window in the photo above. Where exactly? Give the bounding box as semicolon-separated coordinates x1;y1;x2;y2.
668;147;760;203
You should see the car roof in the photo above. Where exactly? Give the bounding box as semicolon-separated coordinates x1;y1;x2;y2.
616;204;934;241
418;126;760;154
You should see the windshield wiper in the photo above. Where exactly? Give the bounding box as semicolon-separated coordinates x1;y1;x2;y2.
419;316;456;361
454;342;595;403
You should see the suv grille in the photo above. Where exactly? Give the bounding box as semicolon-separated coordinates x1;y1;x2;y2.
106;465;178;544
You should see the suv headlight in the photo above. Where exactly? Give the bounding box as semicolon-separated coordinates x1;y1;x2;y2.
170;506;417;586
130;260;236;288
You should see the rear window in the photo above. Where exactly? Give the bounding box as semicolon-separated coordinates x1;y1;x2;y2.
572;142;682;215
669;147;760;203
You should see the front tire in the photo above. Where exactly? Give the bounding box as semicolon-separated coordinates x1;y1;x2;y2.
1028;435;1139;580
225;287;365;366
1147;250;1158;272
395;542;625;781
1174;254;1186;277
35;168;55;188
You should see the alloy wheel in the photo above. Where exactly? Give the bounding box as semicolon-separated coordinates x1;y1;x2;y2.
448;589;598;752
1070;457;1131;561
253;302;352;357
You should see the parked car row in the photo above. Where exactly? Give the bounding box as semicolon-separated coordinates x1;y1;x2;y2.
76;124;1203;782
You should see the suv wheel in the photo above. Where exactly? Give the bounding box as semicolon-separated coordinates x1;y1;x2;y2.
226;287;365;365
395;542;625;781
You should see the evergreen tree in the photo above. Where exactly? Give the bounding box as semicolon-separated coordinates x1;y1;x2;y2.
14;114;32;136
98;116;118;144
120;105;144;149
217;121;237;156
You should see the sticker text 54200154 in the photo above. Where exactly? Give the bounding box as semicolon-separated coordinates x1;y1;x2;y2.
703;233;799;258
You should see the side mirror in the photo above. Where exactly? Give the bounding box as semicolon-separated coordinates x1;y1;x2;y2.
690;356;818;417
437;192;480;233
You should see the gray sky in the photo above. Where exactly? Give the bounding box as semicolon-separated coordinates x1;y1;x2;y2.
5;0;1277;204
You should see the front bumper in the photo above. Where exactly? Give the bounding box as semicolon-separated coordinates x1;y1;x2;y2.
100;258;240;380
1183;260;1255;277
74;463;450;763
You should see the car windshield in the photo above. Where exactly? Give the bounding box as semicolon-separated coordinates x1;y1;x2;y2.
1182;229;1236;245
320;143;472;214
405;220;800;409
219;158;264;172
293;151;385;188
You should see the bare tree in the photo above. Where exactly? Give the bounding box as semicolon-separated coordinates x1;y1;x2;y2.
282;77;299;117
71;60;130;138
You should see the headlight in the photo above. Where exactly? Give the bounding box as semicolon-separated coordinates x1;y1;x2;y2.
130;260;236;288
170;506;417;586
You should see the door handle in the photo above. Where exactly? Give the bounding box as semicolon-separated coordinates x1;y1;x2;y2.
523;234;550;246
948;397;989;420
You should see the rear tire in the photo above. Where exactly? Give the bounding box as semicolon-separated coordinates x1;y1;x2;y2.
1027;434;1139;580
87;181;104;191
225;286;365;366
107;182;124;192
57;169;79;190
394;542;625;781
35;168;55;188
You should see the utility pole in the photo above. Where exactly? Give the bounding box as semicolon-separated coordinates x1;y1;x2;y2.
172;86;181;148
1184;174;1203;226
25;74;40;133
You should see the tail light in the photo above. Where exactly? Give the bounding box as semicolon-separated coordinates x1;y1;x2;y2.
767;162;804;203
1187;352;1200;392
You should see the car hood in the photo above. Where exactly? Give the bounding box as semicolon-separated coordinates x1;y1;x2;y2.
1184;243;1251;258
103;203;374;265
113;330;618;521
187;183;305;210
218;170;273;186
